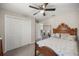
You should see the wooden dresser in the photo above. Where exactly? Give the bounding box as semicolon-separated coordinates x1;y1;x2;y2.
0;39;3;56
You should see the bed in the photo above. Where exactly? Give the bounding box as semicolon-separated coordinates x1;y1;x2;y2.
35;23;78;56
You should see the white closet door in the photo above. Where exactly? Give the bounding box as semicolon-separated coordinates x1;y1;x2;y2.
5;16;31;52
21;20;31;46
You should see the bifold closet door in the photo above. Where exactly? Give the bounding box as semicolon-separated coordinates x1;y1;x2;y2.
5;16;31;52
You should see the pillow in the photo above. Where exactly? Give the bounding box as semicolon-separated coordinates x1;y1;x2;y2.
60;33;69;39
51;33;61;38
60;33;76;41
67;35;76;41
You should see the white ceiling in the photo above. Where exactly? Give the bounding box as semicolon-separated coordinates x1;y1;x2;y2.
0;3;79;21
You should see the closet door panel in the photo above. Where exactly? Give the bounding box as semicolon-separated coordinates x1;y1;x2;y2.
5;17;22;51
5;16;31;51
21;20;31;46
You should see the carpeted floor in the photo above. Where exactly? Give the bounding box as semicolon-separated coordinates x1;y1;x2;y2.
4;43;35;56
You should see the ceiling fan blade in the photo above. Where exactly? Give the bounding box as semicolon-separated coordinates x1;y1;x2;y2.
43;12;46;16
32;4;41;9
33;11;40;15
45;8;56;11
29;5;39;10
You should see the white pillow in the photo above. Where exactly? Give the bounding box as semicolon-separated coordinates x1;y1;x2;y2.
67;35;76;41
51;33;60;38
60;33;76;41
60;33;69;39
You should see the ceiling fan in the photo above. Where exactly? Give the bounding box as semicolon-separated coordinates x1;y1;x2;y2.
29;3;56;16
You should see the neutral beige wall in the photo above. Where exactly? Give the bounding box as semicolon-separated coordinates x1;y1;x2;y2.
0;9;5;53
0;8;35;53
31;18;35;43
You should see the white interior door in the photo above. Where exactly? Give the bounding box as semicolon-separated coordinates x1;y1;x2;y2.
5;15;31;52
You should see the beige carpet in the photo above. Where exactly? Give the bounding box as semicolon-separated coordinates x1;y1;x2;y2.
4;43;35;56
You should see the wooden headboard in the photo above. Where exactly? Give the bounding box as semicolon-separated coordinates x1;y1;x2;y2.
53;23;77;35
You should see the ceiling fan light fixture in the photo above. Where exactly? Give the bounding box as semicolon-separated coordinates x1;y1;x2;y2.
42;5;45;8
40;10;44;13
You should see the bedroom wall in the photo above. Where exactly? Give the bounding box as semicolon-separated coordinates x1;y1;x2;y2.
41;9;79;40
36;23;43;40
0;8;35;53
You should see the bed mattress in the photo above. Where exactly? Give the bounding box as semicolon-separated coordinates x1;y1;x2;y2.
37;37;78;56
